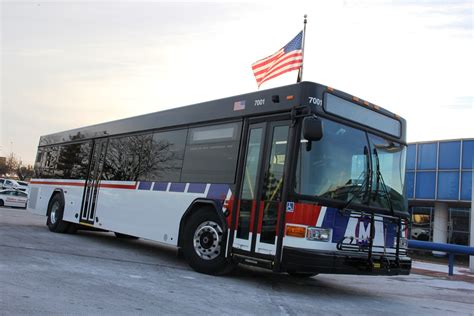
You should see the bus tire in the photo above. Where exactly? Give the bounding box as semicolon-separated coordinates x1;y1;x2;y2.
0;199;4;207
182;208;232;275
46;194;70;233
114;232;139;239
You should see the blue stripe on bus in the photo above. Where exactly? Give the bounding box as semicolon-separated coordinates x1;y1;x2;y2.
321;207;350;243
384;217;397;247
138;182;153;190
169;183;186;192
206;184;229;199
187;183;207;194
153;182;168;191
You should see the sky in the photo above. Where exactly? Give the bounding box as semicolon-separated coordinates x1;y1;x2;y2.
1;0;473;165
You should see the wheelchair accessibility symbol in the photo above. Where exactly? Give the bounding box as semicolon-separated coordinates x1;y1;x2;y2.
286;202;295;213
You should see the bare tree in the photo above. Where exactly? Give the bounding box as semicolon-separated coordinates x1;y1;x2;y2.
102;134;182;181
0;153;35;180
16;165;34;181
0;159;8;177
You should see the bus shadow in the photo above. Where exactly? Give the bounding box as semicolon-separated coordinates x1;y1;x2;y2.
73;229;378;298
73;229;187;268
230;265;379;298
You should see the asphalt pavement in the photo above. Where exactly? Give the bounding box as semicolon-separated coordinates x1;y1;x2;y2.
1;207;473;315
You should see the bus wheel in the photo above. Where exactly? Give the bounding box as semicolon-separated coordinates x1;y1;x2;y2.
182;208;232;275
114;232;139;239
46;194;70;233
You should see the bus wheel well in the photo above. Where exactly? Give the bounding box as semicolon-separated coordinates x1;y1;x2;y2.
47;190;64;216
177;200;226;249
46;190;69;233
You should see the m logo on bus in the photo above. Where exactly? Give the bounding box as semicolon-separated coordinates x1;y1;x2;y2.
355;217;371;245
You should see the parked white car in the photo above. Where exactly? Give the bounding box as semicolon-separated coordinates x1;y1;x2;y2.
0;179;28;192
0;189;28;208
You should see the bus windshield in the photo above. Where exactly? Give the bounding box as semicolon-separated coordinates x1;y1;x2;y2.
296;118;407;213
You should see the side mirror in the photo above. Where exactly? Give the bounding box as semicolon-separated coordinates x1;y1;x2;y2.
303;116;323;151
303;116;323;141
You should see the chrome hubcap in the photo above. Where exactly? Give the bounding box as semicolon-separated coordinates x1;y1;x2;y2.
50;202;59;225
193;221;223;260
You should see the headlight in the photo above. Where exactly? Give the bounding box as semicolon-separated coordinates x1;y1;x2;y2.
306;227;331;242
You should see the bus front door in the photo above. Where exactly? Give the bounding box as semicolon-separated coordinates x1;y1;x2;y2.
232;120;290;262
80;138;108;226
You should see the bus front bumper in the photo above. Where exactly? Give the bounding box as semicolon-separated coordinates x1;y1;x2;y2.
281;246;411;276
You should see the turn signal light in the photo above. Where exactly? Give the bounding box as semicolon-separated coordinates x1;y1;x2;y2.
286;225;306;238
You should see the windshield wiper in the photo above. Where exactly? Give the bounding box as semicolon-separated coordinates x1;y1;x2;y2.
340;146;371;214
372;147;394;215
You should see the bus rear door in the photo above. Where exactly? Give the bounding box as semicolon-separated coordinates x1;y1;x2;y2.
80;138;108;226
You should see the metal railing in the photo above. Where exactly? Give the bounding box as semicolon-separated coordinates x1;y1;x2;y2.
408;240;474;276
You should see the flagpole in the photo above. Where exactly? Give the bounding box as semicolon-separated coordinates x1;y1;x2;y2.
297;14;307;83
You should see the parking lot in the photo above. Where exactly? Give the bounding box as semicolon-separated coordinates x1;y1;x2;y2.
1;207;473;315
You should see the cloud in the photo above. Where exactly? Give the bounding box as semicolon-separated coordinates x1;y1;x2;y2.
1;1;473;163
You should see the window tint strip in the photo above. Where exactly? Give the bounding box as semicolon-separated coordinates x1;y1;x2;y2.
153;182;168;191
169;183;186;192
187;183;207;194
206;184;230;199
138;181;153;190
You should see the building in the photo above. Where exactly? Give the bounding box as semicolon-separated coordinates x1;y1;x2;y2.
406;138;473;249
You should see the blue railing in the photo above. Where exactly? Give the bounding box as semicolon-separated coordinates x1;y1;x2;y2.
408;240;474;276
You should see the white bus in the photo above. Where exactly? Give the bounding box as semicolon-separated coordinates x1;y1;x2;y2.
29;81;411;276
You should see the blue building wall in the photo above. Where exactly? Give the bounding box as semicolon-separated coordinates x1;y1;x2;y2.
406;138;473;202
407;138;473;245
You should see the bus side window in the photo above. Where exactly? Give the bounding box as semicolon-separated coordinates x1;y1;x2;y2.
56;142;92;180
42;146;60;179
139;129;187;183
103;135;151;181
34;148;44;178
181;122;242;184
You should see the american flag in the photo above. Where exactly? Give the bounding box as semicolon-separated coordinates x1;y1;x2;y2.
252;31;303;88
233;100;246;111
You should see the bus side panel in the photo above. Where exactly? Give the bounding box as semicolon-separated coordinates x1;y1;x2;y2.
94;183;232;246
27;180;85;220
62;184;86;223
94;189;197;245
27;182;56;216
27;183;51;216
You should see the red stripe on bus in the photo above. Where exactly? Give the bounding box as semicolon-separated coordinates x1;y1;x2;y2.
249;200;258;233
99;183;138;190
30;180;138;190
275;202;283;236
231;199;240;231
225;197;235;227
285;203;322;227
256;201;265;233
29;180;85;187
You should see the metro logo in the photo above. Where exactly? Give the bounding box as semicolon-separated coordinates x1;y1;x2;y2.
345;215;385;247
356;220;371;244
